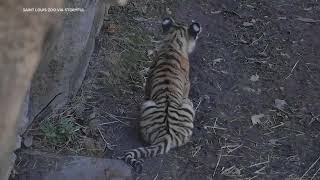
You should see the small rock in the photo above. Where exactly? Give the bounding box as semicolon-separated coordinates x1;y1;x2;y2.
166;7;172;15
251;19;256;23
279;87;284;91
211;10;222;14
89;119;101;129
203;95;210;102
82;137;97;149
242;87;261;95
277;17;287;20
242;22;254;27
275;99;287;110
99;71;110;77
269;139;281;146
141;5;147;14
239;37;248;44
5;153;17;180
89;112;96;119
251;114;265;125
303;7;313;11
250;74;259;82
23;135;33;148
280;52;290;58
258;51;268;57
147;49;154;57
212;58;223;66
15;135;21;150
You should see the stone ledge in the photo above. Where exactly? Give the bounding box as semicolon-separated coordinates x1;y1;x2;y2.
15;151;132;180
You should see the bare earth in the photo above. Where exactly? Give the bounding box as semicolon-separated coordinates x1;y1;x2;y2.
15;0;320;180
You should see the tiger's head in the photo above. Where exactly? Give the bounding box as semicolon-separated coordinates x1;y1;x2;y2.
161;17;201;55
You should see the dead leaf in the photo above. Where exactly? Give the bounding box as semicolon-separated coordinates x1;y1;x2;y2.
250;74;259;82
243;22;254;27
251;114;265;125
211;10;222;15
23;135;33;148
212;58;223;66
275;99;287;110
105;23;120;33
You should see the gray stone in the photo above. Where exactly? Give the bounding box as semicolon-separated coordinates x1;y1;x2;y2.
16;151;132;180
15;135;21;150
29;0;106;128
23;135;33;148
17;85;30;135
4;153;17;180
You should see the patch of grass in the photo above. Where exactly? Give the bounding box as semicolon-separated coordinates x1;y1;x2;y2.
101;10;154;96
40;115;80;145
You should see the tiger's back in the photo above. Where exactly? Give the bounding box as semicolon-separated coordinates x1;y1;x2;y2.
121;17;201;172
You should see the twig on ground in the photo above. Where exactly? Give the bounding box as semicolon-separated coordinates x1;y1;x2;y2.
300;155;320;180
285;60;300;79
99;121;120;126
311;166;320;180
195;97;202;111
249;34;264;46
102;113;130;126
85;103;130;126
213;148;223;177
270;122;285;129
249;159;270;168
223;10;242;19
97;127;114;151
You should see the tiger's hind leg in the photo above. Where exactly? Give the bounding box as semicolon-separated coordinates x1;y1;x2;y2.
182;98;193;108
178;98;195;145
141;100;157;111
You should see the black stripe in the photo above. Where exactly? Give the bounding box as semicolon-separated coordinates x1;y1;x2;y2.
152;67;179;76
182;28;187;38
165;45;183;56
176;38;183;50
151;88;167;99
168;113;189;123
180;107;194;117
148;127;166;140
169;108;193;120
142;104;157;112
152;79;181;91
171;122;193;130
142;118;165;129
156;61;179;69
153;73;182;83
143;109;164;117
179;29;183;37
156;143;163;154
162;54;181;66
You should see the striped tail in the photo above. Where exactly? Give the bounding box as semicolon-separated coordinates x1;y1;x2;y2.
119;138;170;173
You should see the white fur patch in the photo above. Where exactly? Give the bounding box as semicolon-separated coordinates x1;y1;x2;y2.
162;19;171;25
188;40;196;53
192;23;200;32
117;0;128;6
142;100;156;110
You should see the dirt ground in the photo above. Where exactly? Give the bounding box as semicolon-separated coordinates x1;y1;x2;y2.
15;0;320;179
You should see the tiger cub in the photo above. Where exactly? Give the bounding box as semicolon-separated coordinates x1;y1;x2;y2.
120;17;201;172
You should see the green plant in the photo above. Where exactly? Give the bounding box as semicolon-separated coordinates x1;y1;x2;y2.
40;116;79;144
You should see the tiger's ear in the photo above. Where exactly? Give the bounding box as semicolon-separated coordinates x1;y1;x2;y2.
162;17;174;33
188;21;201;39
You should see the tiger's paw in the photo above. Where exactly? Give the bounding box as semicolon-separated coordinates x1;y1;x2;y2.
132;159;144;174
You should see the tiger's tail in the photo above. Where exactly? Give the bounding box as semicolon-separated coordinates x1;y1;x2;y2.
119;138;170;173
